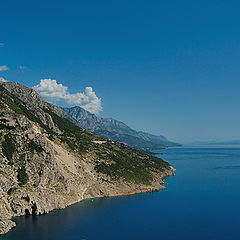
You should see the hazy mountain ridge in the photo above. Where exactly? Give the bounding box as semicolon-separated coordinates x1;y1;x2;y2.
0;81;174;234
62;106;180;150
187;140;240;146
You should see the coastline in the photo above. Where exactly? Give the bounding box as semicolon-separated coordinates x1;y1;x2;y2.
1;166;175;235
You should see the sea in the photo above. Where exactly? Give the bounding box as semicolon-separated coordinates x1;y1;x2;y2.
1;146;240;240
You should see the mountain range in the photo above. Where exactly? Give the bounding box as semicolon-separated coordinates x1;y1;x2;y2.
62;106;180;150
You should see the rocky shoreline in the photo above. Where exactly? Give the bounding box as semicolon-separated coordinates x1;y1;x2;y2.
0;167;175;235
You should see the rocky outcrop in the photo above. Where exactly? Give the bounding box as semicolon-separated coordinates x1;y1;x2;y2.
0;81;175;234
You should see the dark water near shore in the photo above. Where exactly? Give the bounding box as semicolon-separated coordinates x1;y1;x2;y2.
1;147;240;240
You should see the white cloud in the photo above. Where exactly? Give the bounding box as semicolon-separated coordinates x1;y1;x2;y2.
33;79;102;114
0;65;9;71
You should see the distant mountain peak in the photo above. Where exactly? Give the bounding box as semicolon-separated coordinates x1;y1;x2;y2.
62;106;180;150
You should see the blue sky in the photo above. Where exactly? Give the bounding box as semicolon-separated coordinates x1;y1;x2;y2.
0;0;240;143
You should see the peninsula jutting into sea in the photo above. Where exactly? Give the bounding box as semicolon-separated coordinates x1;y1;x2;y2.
0;80;175;234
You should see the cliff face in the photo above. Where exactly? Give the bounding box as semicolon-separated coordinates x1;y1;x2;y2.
62;106;180;150
0;81;174;234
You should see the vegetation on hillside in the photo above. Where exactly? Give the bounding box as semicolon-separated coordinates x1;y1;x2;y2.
2;134;15;165
94;142;171;185
0;84;171;186
17;167;29;186
43;109;171;185
43;108;94;153
28;140;43;153
0;85;53;134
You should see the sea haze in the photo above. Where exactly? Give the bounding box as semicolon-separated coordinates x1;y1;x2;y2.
2;147;240;240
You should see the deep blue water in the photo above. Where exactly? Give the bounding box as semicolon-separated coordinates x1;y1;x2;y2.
1;147;240;240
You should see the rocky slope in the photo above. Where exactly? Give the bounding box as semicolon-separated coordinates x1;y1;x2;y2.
0;81;175;234
62;106;180;150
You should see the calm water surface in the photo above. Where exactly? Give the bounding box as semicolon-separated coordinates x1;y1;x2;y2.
1;147;240;240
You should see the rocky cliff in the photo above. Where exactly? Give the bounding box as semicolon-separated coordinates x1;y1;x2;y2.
62;106;180;150
0;81;175;234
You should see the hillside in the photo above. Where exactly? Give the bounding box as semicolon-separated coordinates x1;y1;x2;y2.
62;106;180;150
0;80;174;234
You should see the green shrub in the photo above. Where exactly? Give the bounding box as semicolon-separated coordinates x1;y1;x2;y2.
2;134;15;165
48;134;54;141
17;167;29;186
28;140;43;153
7;187;17;195
7;102;24;114
0;123;15;130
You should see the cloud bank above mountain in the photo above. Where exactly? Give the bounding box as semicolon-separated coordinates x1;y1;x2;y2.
33;79;102;114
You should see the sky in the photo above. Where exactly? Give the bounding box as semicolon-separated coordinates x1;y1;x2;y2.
0;0;240;143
